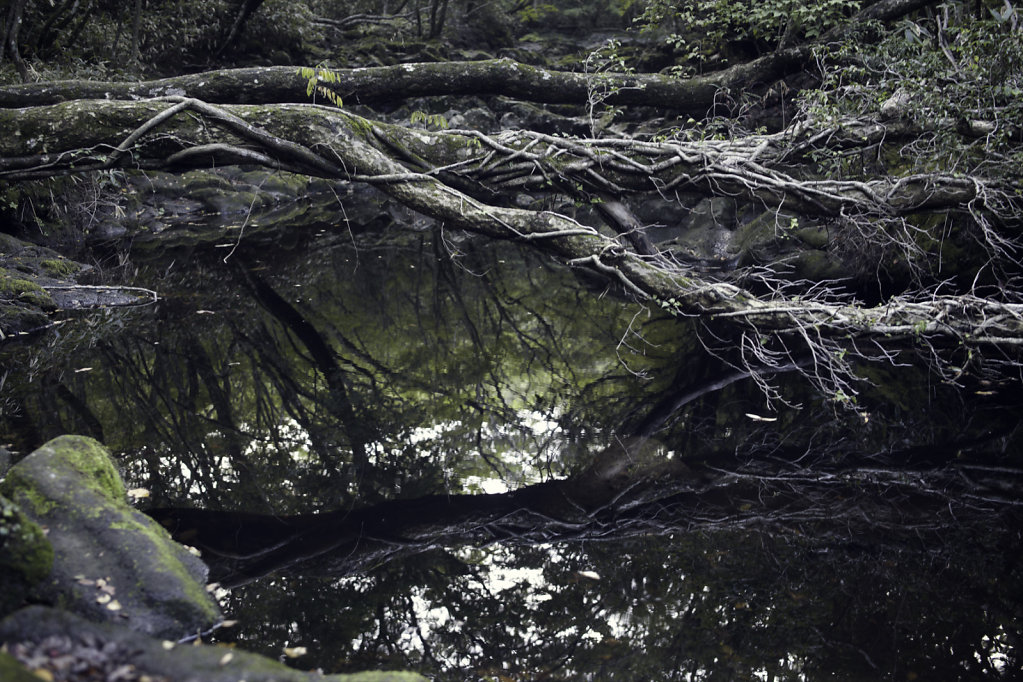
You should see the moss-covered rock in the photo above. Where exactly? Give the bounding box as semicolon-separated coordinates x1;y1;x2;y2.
0;300;50;336
0;650;43;682
0;495;53;617
107;167;349;250
0;267;58;314
39;258;82;278
0;234;91;336
0;435;220;639
790;249;848;281
0;607;427;682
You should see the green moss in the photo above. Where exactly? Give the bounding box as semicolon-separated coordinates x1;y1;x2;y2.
109;517;220;624
16;289;56;311
1;436;126;507
0;302;49;334
0;497;53;564
0;270;45;297
48;436;127;501
792;251;845;280
794;226;830;249
342;111;376;138
40;258;81;277
0;651;44;682
0;495;54;616
1;436;220;635
0;470;57;517
331;673;427;682
257;170;310;195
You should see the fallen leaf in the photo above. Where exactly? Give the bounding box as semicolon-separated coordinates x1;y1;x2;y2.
219;652;234;666
127;488;151;500
184;545;201;557
161;641;176;651
106;600;122;611
283;646;307;658
96;593;111;605
74;367;93;373
576;570;601;581
220;619;239;628
108;665;135;679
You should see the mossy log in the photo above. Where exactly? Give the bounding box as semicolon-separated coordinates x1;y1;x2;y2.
0;54;807;113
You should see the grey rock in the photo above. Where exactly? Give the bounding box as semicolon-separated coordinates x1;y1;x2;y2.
0;606;428;682
0;435;220;639
0;494;53;618
687;197;737;232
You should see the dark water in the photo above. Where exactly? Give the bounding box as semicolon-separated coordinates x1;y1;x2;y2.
2;196;1021;680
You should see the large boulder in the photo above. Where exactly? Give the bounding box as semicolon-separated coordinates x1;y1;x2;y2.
0;435;220;639
0;493;53;617
0;606;427;682
0;650;43;682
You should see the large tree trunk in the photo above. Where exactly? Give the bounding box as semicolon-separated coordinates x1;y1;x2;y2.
0;55;808;111
215;0;268;57
2;0;29;81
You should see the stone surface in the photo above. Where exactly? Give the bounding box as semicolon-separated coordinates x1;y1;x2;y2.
0;232;154;337
0;494;53;617
0;607;428;682
0;233;80;337
0;650;43;682
0;435;220;639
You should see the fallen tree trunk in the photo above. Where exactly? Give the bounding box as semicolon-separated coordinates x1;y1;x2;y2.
0;0;942;112
0;53;807;112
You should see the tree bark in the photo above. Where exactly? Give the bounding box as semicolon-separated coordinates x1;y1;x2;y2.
215;0;268;58
0;55;808;112
2;0;29;81
130;0;143;63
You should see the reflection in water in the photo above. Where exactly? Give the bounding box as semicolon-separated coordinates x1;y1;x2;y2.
2;210;1021;679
